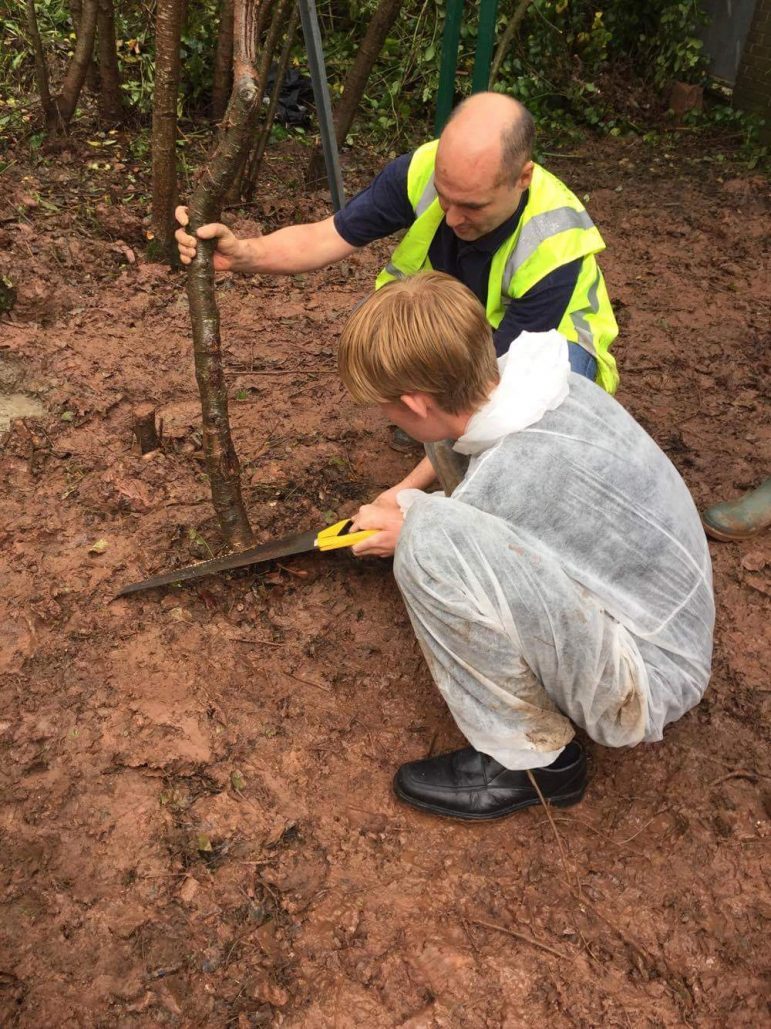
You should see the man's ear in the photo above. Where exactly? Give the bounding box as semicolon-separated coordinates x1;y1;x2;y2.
400;393;431;419
517;160;534;191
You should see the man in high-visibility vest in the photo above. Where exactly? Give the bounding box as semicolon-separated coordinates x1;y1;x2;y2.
176;92;619;393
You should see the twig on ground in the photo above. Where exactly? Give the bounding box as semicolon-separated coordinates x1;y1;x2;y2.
283;670;331;693
615;807;673;845
228;635;287;647
225;367;298;375
526;769;581;899
469;918;572;961
708;770;759;787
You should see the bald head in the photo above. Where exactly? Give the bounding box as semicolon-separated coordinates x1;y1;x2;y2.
440;92;535;186
433;93;536;241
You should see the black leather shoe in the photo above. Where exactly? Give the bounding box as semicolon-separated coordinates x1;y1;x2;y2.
393;740;587;820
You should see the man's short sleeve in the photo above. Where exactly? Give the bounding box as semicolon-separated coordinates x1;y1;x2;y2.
333;152;415;247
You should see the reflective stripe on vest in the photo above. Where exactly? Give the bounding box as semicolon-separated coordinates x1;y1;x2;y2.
415;174;438;217
570;265;602;355
502;207;596;295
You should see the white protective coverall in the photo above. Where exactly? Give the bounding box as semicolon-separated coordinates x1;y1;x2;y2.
394;332;714;770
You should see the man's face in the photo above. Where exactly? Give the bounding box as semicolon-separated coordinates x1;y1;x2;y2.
434;154;533;241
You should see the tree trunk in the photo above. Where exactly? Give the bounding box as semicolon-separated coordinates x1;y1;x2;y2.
211;0;235;120
305;0;403;188
96;0;123;123
68;0;99;92
49;0;98;133
186;0;288;549
151;0;186;262
222;0;277;203
230;0;292;202
241;2;299;197
25;0;53;124
489;0;533;87
221;0;275;203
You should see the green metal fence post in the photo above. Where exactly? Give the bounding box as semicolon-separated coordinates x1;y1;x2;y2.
434;0;464;135
472;0;499;93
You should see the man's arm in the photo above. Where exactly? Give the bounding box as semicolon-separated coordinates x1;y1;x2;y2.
175;211;357;275
175;152;414;275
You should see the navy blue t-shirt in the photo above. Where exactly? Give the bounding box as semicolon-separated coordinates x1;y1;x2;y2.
334;152;583;359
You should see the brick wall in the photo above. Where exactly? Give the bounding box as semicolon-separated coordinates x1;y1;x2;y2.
733;0;771;137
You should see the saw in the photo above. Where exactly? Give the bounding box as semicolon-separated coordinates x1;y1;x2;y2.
116;518;376;597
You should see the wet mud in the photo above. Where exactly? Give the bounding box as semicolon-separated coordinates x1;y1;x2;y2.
0;137;769;1026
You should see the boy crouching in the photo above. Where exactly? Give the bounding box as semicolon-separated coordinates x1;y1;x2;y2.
338;272;714;820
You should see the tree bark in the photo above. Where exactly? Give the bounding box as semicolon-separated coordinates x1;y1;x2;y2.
241;2;299;197
96;0;123;123
49;0;98;133
186;0;288;548
222;0;276;203
151;0;186;262
211;0;235;120
68;0;99;92
25;0;53;124
305;0;403;188
489;0;533;87
233;0;293;201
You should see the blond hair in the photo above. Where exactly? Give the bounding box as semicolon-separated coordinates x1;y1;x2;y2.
338;272;499;415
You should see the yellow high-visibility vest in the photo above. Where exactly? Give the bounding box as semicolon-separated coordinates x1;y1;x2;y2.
375;140;619;393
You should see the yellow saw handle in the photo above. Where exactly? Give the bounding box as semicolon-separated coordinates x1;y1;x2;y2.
315;518;378;551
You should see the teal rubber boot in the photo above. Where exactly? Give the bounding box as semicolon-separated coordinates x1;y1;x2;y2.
702;477;771;541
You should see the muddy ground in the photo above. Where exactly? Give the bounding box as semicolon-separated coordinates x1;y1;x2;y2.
0;134;769;1027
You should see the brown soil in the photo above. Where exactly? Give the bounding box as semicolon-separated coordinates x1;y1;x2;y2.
1;135;769;1028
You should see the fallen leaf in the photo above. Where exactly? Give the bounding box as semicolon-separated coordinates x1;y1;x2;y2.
741;551;767;572
89;538;109;554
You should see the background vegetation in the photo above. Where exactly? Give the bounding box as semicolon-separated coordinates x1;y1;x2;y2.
1;0;765;158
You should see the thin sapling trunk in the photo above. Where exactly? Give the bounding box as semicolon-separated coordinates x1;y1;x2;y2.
186;0;286;549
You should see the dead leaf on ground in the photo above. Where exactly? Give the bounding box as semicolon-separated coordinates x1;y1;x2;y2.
741;551;767;572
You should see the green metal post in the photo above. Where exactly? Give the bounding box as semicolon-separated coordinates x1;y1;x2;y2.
434;0;464;135
472;0;499;93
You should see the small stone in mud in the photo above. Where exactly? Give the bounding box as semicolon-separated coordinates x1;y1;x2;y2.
0;393;46;433
201;946;222;973
178;877;199;904
168;606;193;623
254;982;289;1008
248;902;268;925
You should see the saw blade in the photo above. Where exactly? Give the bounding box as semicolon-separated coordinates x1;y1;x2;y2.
115;527;319;597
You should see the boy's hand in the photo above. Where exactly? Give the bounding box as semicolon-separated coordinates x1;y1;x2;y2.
174;206;252;271
350;495;404;558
